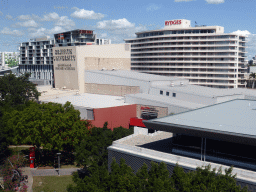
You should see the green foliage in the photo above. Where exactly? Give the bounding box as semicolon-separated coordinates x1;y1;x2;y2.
0;72;40;111
75;124;133;168
5;57;19;67
3;101;90;151
68;159;249;192
249;72;256;79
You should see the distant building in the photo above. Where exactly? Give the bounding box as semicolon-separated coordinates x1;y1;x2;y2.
0;52;19;69
18;29;111;86
125;19;247;88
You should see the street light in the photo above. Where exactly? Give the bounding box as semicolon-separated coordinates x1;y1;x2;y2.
56;153;61;176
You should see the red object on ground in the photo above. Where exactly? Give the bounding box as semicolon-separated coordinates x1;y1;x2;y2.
130;117;146;128
89;104;137;130
29;147;35;168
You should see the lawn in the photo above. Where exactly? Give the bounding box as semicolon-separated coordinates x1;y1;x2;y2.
33;175;74;192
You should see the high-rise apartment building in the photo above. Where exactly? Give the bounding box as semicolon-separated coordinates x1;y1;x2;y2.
125;19;247;88
18;29;111;86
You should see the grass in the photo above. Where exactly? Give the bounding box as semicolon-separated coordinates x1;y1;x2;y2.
32;175;74;192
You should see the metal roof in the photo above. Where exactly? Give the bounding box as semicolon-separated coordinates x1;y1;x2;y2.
42;93;130;109
156;84;245;98
126;93;205;109
86;70;182;82
143;99;256;146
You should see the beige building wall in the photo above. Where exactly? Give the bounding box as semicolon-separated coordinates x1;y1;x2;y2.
53;46;78;90
53;44;131;93
84;83;139;96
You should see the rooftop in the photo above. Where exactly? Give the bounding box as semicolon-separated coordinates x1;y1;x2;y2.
86;70;182;82
126;93;205;109
156;84;245;98
148;99;256;138
41;93;130;109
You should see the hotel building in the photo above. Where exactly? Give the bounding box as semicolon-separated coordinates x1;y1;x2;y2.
124;19;247;88
18;29;111;86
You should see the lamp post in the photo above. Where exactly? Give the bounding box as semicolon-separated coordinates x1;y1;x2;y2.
56;153;61;176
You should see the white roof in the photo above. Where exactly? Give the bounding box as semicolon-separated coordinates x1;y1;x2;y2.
85;70;182;82
156;84;248;98
42;93;130;109
151;99;256;137
126;93;205;109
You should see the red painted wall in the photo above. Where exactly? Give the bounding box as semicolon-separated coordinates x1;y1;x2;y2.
89;104;137;130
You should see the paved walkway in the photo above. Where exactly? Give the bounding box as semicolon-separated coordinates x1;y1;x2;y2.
31;168;80;176
21;167;34;192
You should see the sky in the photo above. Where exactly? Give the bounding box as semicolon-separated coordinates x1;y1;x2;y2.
0;0;255;59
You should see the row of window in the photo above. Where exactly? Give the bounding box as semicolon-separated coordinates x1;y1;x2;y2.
160;90;176;97
136;30;217;38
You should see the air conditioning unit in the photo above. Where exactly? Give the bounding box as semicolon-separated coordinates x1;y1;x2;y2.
101;68;106;71
180;82;184;86
170;83;174;87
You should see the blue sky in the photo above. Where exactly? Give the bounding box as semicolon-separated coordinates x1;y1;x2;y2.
0;0;255;58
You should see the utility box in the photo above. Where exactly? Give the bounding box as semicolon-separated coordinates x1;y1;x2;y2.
29;147;35;168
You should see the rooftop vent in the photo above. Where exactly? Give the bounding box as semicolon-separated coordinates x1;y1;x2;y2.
101;68;106;71
63;86;66;89
112;68;116;71
180;82;184;86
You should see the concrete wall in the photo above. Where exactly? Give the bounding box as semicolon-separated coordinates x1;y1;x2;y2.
84;58;130;71
84;71;152;94
125;95;191;114
84;83;140;96
149;87;217;105
53;44;131;93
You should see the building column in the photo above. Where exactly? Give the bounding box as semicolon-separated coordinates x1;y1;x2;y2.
201;137;207;161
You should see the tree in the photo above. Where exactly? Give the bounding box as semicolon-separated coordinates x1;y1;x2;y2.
0;72;40;111
5;58;19;67
75;124;133;168
3;101;90;151
68;159;249;192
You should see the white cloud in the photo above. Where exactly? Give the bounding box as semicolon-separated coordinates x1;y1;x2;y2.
17;15;32;20
0;11;3;16
5;14;14;20
0;27;23;36
205;0;224;4
56;16;75;27
71;7;105;20
231;30;256;59
28;26;72;38
97;18;135;30
14;20;39;28
29;27;47;38
41;12;60;21
175;0;194;2
232;30;251;36
147;4;161;11
47;26;66;34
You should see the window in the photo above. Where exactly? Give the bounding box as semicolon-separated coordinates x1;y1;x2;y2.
166;92;169;96
160;90;163;95
173;93;176;97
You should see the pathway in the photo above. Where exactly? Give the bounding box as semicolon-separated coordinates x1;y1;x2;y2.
31;168;80;176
